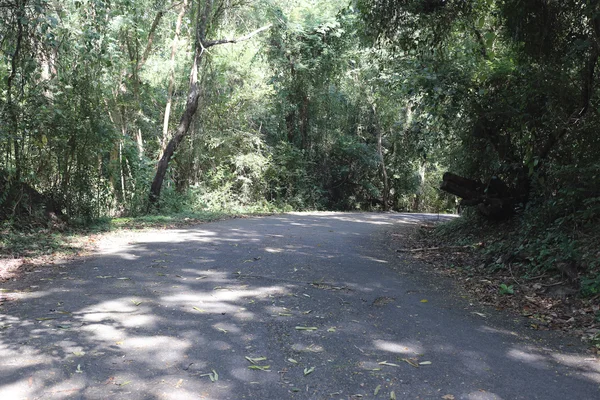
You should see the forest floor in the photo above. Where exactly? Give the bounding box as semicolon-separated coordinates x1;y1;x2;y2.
403;222;600;354
1;212;599;399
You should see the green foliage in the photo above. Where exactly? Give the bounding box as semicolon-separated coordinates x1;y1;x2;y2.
0;0;452;225
581;273;600;297
499;283;514;295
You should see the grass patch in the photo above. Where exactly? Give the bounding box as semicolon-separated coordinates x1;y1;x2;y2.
1;210;273;262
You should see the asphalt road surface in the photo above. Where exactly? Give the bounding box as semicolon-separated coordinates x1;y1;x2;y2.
1;212;599;399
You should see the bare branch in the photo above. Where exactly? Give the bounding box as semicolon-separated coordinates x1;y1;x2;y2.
204;24;272;48
136;10;166;71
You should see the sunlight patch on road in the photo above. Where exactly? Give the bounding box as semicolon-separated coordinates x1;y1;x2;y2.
506;348;548;366
330;216;393;225
373;339;423;355
465;390;503;399
79;299;139;316
80;322;125;342
549;353;600;383
164;285;287;305
264;247;283;253
126;335;189;358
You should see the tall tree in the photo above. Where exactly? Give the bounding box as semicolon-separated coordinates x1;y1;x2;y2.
148;0;270;206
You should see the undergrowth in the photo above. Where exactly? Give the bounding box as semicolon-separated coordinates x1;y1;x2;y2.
433;201;600;298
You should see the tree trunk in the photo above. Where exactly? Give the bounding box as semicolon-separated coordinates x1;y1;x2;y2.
7;0;25;182
161;0;188;153
376;122;389;211
413;158;426;211
372;104;389;211
300;95;309;150
149;51;202;205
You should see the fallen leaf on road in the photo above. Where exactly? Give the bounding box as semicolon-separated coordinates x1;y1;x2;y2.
419;361;432;365
401;358;419;368
131;300;142;306
304;366;315;376
245;356;267;364
378;361;399;367
193;306;206;313
327;327;336;332
200;371;219;382
295;326;318;331
175;379;183;388
248;365;270;371
374;385;381;395
420;299;428;303
287;358;298;364
442;395;455;400
390;391;396;399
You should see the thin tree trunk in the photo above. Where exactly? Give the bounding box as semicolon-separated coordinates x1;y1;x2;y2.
161;0;188;153
136;128;144;158
373;104;389;211
414;158;426;211
118;139;126;202
377;127;389;211
300;95;309;150
7;0;25;182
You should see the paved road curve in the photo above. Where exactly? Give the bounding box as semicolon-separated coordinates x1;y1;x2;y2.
1;213;599;399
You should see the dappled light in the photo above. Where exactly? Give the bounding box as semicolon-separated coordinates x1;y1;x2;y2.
1;213;597;399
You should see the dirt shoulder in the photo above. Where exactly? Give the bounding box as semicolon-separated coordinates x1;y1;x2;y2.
398;220;600;353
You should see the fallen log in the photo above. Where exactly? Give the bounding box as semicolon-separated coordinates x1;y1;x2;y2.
440;171;526;220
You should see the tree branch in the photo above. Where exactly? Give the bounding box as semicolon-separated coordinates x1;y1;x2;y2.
136;10;166;71
471;23;489;61
203;24;272;48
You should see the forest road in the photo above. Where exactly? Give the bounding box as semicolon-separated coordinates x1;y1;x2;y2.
1;212;599;400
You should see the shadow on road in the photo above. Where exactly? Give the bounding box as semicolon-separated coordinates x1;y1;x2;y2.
1;213;598;399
